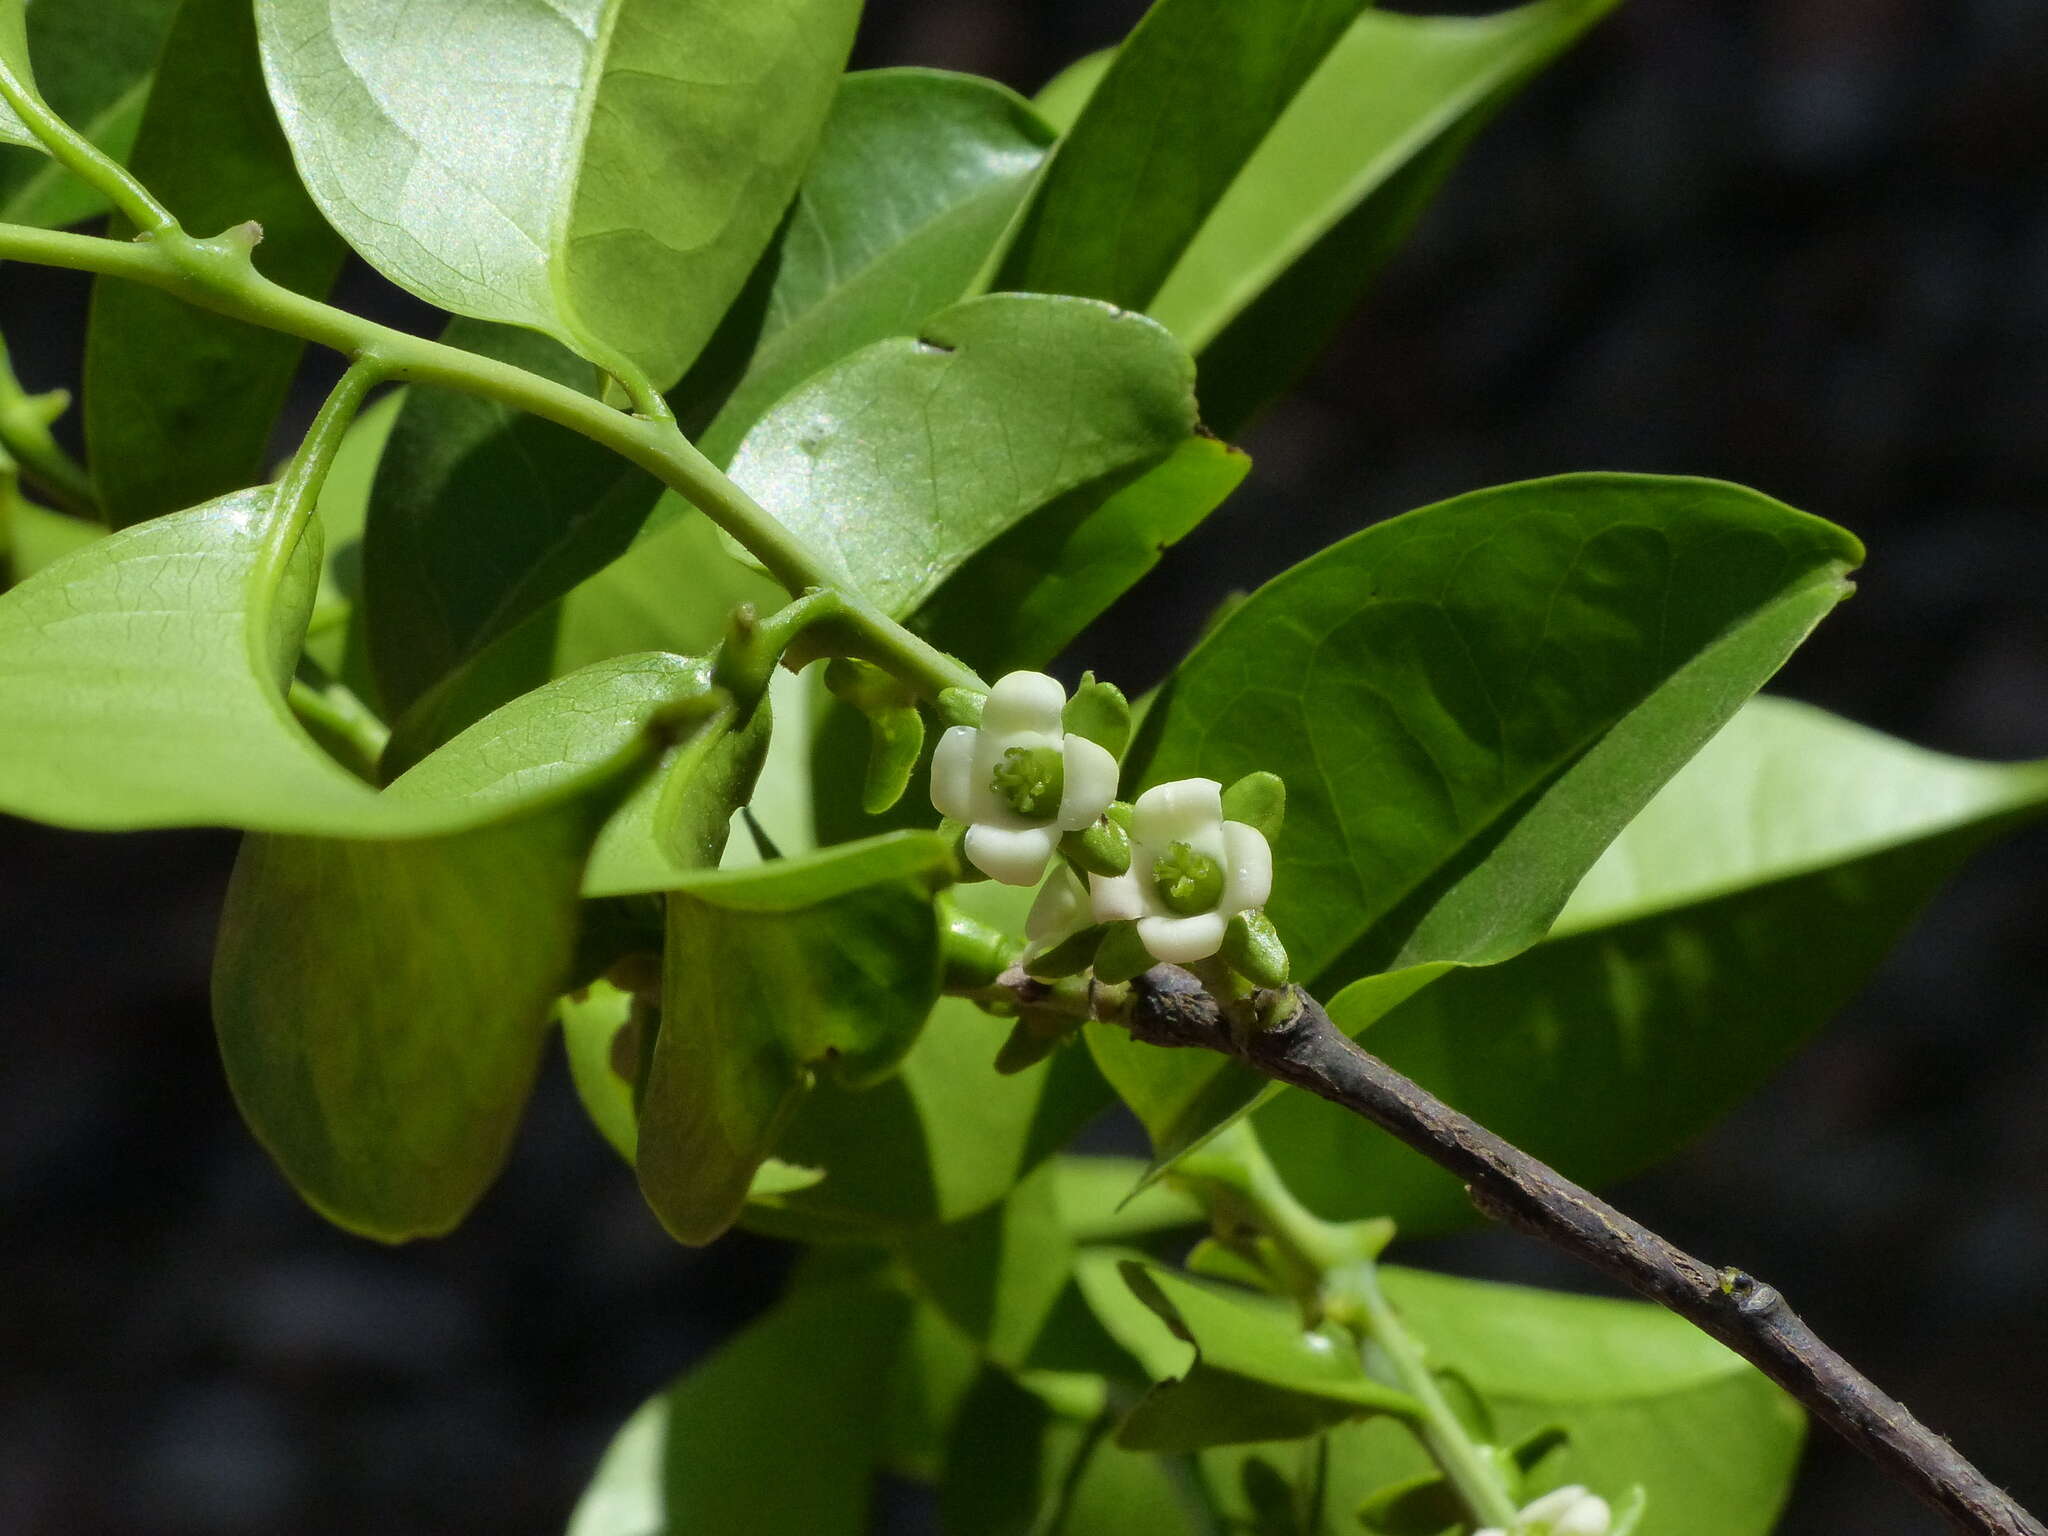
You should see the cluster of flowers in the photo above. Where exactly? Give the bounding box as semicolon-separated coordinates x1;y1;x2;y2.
930;670;1287;986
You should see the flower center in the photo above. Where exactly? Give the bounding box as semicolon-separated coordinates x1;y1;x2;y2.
990;745;1065;819
1151;840;1223;916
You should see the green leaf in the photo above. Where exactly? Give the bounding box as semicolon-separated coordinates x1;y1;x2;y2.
1098;474;1862;1164
1260;697;2048;1230
1051;1156;1205;1244
83;0;349;527
994;0;1373;314
2;496;100;580
212;654;724;1240
1102;1260;1415;1452
636;831;954;1245
880;1300;982;1482
560;978;644;1164
361;321;664;718
1367;1268;1804;1536
0;0;44;152
0;491;714;835
900;1156;1075;1369
567;1279;913;1536
1158;0;1623;434
301;390;404;687
939;1368;1192;1536
693;67;1057;466
1031;48;1113;135
256;0;859;391
729;292;1198;617
0;0;179;228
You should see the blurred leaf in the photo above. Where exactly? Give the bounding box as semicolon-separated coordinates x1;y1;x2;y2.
256;0;858;390
302;389;403;685
1367;1268;1804;1536
1261;697;2048;1229
1158;0;1622;434
1101;474;1862;1161
84;0;348;526
568;1279;912;1536
995;0;1371;313
742;881;1113;1239
939;1368;1193;1536
1052;1155;1206;1244
695;67;1057;465
0;0;179;227
901;1156;1074;1369
882;1300;983;1482
560;979;643;1164
637;831;953;1245
1031;48;1113;134
3;496;100;580
212;654;718;1239
1102;1260;1414;1452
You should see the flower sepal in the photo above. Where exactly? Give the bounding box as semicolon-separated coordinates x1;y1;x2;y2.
1024;923;1107;981
1091;920;1155;984
1061;671;1131;757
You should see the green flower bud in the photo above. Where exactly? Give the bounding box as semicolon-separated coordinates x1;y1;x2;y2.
1091;920;1155;984
935;686;985;728
1061;672;1132;758
1060;815;1132;877
1151;839;1225;916
1221;910;1290;988
1024;923;1105;981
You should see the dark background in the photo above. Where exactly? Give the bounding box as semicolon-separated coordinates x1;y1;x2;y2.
4;1;2045;1531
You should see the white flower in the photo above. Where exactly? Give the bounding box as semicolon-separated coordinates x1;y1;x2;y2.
1475;1486;1612;1536
930;671;1120;886
1088;778;1272;964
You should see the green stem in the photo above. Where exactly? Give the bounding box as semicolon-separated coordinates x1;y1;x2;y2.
0;220;983;700
262;359;385;589
0;331;96;516
1339;1262;1520;1530
0;56;175;234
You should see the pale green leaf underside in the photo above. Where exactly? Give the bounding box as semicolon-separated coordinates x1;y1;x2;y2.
0;491;708;836
256;0;858;387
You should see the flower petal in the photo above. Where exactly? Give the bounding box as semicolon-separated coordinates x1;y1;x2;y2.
1089;868;1150;924
1132;778;1222;850
1138;911;1228;964
981;670;1066;736
1056;734;1120;830
931;726;980;823
965;822;1058;886
1221;820;1273;913
1028;865;1090;942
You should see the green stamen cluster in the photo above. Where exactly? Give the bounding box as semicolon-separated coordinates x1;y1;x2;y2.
1152;839;1224;916
990;745;1064;819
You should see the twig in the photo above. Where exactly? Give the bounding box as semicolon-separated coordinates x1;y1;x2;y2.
1021;964;2045;1536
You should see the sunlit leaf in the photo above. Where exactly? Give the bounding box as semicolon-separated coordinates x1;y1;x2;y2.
257;0;860;390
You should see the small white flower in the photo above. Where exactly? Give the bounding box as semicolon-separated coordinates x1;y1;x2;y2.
1475;1485;1612;1536
1088;778;1272;964
930;671;1120;886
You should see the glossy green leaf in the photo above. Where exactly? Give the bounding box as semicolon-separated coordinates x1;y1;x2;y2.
256;0;859;391
995;0;1371;313
1104;1260;1414;1452
567;1279;912;1536
910;433;1250;677
212;654;722;1239
1160;0;1623;434
1368;1267;1804;1536
83;0;348;527
694;67;1056;465
1261;697;2048;1229
636;831;953;1245
1098;475;1862;1163
727;291;1198;618
0;0;179;227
